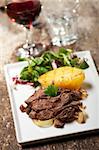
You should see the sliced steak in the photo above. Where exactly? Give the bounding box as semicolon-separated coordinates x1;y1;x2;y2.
25;88;45;104
56;102;81;122
20;87;84;128
54;119;65;128
25;88;81;112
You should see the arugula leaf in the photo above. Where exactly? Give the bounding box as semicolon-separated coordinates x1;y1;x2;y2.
17;57;26;61
34;57;44;65
20;66;31;81
59;48;72;55
44;85;58;97
70;58;79;67
79;60;89;69
35;66;48;75
59;53;71;66
70;58;89;69
30;59;36;67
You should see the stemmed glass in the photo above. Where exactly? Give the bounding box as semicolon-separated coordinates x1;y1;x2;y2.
5;0;42;58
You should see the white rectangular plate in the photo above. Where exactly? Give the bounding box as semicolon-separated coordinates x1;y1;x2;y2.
4;51;99;145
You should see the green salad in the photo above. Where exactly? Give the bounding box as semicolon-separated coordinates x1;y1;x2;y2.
19;48;89;86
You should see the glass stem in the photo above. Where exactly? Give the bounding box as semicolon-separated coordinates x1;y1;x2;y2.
25;27;29;45
23;24;33;46
29;24;34;45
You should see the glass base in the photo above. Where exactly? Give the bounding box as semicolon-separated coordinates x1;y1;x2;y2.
61;35;78;46
52;35;78;47
16;43;46;58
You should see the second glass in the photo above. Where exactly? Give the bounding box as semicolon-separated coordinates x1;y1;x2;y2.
42;0;79;47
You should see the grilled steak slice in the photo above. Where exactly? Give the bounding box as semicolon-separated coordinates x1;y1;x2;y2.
25;88;82;112
53;101;81;116
56;102;82;122
28;101;81;120
29;109;54;120
20;88;84;128
54;119;65;128
25;88;45;104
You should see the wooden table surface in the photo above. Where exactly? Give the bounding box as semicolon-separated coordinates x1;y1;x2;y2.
0;0;99;149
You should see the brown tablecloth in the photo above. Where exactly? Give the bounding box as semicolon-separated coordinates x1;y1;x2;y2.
0;0;99;149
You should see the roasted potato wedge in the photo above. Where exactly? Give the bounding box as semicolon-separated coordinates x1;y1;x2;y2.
38;67;85;89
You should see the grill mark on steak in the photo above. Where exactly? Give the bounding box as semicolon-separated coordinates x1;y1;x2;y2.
20;88;84;128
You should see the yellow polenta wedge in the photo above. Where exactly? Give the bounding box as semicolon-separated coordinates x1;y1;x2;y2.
38;67;85;89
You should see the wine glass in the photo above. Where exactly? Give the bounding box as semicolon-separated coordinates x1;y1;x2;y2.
6;0;43;58
42;0;80;47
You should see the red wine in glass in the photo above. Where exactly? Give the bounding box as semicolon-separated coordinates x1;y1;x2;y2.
6;0;41;27
5;0;44;58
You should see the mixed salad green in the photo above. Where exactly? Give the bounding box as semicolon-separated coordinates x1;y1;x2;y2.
20;48;89;86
